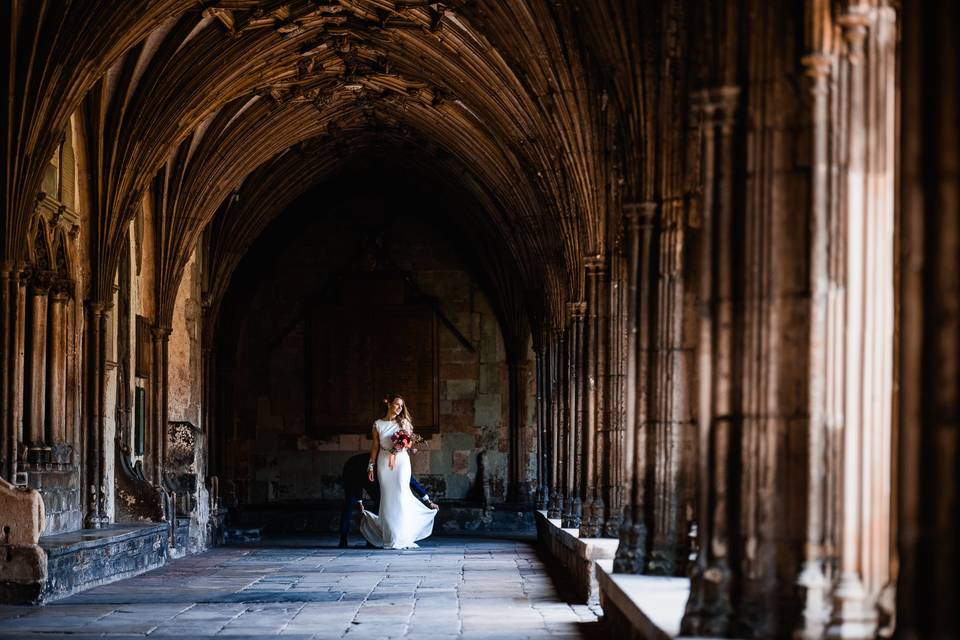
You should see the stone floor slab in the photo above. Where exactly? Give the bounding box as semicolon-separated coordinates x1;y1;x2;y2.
0;536;602;639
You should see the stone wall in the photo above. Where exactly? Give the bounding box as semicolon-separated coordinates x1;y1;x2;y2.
168;249;202;427
221;195;536;507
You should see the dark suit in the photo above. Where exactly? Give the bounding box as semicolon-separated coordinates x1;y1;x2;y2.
339;452;430;544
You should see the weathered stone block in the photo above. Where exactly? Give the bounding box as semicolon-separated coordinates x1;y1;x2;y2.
452;450;471;474
0;477;44;544
474;394;501;427
446;379;477;400
0;543;46;604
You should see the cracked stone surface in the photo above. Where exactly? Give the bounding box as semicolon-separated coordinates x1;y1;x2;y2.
0;537;604;639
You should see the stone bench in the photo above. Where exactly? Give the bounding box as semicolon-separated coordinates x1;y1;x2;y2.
39;523;170;603
535;509;619;604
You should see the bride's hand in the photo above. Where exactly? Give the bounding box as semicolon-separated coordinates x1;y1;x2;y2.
367;469;375;482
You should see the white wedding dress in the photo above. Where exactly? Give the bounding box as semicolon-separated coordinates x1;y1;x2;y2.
359;419;437;549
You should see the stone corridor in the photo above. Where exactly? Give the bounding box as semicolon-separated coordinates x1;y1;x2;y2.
0;537;602;639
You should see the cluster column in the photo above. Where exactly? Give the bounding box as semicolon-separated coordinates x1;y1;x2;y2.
561;302;585;529
680;85;739;636
579;255;606;538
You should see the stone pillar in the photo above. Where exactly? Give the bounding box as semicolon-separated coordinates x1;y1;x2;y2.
0;263;10;480
201;347;216;475
46;290;69;447
796;51;834;640
84;301;108;528
680;86;738;636
898;0;960;636
580;256;604;538
562;302;585;529
646;194;690;575
151;326;171;487
827;7;897;637
614;203;651;573
25;274;49;454
507;356;531;504
547;329;564;518
0;263;27;482
534;337;548;511
603;252;625;538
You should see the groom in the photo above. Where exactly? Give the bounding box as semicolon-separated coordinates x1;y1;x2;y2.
339;452;438;548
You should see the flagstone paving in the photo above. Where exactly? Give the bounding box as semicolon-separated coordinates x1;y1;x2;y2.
0;537;604;639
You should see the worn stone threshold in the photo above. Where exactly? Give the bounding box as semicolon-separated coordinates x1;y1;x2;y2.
39;523;168;557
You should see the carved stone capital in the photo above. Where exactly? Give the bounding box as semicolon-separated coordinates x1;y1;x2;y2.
152;325;173;340
29;270;54;294
584;254;606;277
710;86;740;129
801;53;833;79
838;12;870;63
566;301;586;322
84;299;111;315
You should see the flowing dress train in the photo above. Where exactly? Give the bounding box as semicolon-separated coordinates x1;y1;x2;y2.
359;419;436;549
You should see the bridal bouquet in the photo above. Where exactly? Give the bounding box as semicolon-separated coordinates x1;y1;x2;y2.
387;430;424;469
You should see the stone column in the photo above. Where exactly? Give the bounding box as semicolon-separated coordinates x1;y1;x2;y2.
580;256;604;538
614;203;645;572
547;329;564;518
46;289;70;461
828;7;897;637
84;301;108;528
796;51;834;640
0;263;10;480
202;347;216;474
898;1;960;636
534;341;547;510
25;273;50;455
646;194;690;575
562;302;585;529
151;326;171;487
680;86;738;636
1;263;27;482
603;252;625;538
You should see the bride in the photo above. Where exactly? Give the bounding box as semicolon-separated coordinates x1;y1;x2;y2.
359;394;437;549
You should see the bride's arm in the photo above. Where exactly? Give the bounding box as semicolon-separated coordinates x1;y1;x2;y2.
367;425;379;482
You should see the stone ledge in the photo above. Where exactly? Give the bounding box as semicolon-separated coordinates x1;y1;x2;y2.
38;523;169;604
535;510;619;604
596;558;692;640
39;523;167;557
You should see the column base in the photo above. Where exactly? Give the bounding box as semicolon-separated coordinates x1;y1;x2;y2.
546;487;562;519
646;543;678;576
561;496;582;529
579;497;598;537
680;559;733;637
612;517;647;574
602;509;621;538
796;559;831;640
826;573;879;640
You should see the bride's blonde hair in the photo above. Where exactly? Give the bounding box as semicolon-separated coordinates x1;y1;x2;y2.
384;393;414;430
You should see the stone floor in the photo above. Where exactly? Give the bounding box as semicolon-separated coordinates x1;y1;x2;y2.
0;536;604;639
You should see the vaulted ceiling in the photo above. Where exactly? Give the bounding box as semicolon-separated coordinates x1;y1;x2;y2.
4;1;671;333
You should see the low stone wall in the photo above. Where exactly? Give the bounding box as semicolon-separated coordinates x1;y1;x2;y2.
595;559;692;640
535;510;618;604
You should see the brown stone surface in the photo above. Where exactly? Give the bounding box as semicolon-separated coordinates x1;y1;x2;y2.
0;478;44;545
